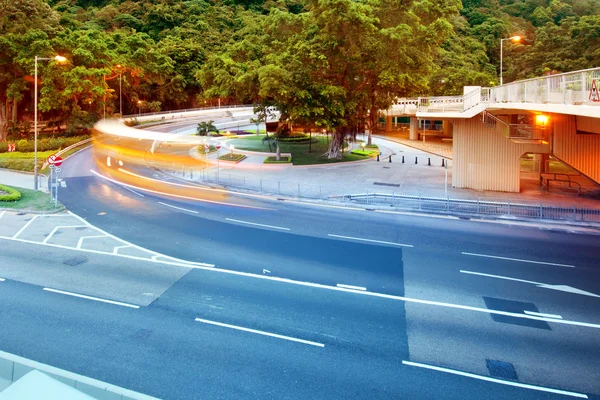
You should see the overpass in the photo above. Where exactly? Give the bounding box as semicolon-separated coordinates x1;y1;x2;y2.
386;68;600;193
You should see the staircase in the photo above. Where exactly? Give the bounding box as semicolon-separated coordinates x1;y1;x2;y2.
481;111;546;143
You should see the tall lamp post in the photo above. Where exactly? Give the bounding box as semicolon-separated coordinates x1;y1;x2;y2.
116;64;123;116
34;55;67;191
500;36;520;85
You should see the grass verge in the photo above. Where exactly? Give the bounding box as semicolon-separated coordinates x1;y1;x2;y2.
0;185;63;212
0;151;55;172
218;153;246;163
264;156;292;164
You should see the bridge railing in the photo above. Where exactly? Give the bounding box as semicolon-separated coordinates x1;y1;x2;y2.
489;67;600;105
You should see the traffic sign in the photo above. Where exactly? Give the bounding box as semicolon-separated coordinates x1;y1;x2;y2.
47;154;63;167
7;143;15;152
216;144;221;150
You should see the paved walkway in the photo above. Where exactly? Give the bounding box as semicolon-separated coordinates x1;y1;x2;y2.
0;170;36;191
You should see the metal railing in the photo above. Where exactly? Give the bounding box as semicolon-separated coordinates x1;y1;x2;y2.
122;104;254;119
417;88;483;113
165;167;600;223
481;111;545;141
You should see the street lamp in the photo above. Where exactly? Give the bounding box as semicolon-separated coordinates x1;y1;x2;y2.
500;35;521;85
116;64;122;116
34;55;67;191
137;100;142;116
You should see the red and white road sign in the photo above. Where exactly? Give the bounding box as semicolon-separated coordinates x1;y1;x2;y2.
216;144;221;150
47;154;63;167
7;143;15;152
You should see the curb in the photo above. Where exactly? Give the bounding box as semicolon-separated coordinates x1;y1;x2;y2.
373;134;453;160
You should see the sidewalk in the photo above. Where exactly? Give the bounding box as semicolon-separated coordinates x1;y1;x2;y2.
0;170;36;191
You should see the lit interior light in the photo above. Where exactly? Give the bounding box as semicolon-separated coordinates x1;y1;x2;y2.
536;115;549;126
106;156;111;167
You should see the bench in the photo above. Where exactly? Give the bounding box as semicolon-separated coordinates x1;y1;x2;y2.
540;173;581;195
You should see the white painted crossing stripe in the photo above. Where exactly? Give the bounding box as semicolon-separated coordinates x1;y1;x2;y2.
123;186;144;197
194;317;324;347
0;210;5;220
76;235;107;249
462;252;575;268
402;361;588;399
0;278;5;282
225;218;290;231
524;310;563;319
158;202;199;214
12;215;38;239
43;288;140;309
42;225;88;244
336;284;367;291
112;244;132;254
328;234;413;247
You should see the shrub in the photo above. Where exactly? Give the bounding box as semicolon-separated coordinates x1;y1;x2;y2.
0;184;22;202
218;153;246;162
264;156;291;164
365;144;379;149
0;142;8;153
351;149;377;156
17;139;34;152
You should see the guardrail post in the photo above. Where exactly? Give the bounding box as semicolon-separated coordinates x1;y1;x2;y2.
477;198;480;213
507;201;511;216
573;204;576;221
581;72;586;104
539;202;543;219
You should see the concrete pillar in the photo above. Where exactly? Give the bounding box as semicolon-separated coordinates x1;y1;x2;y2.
385;115;393;132
394;117;398;127
532;154;543;172
409;117;418;140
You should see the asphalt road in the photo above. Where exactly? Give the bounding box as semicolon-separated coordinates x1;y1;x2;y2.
1;145;599;399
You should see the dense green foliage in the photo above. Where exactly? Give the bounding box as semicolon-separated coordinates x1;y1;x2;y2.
1;0;599;149
0;184;22;202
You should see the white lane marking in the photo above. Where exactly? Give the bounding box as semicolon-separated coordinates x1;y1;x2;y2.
194;317;324;347
2;234;598;330
337;284;367;291
460;270;600;298
12;216;38;239
76;235;107;249
328;234;413;248
112;244;132;254
123;186;144;197
263;269;271;274
91;169;273;211
0;235;215;269
42;225;88;244
0;278;5;282
0;211;5;220
225;218;290;231
43;288;140;309
158;202;199;214
402;361;588;399
462;252;575;268
67;211;214;267
524;310;563;319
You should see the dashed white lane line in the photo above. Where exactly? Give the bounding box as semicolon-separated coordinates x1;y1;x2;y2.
12;215;38;239
461;252;575;268
123;186;144;197
194;317;324;347
328;234;413;248
43;288;140;309
402;360;588;399
42;225;88;244
76;235;108;249
158;202;199;214
225;218;290;231
336;284;367;291
524;310;563;319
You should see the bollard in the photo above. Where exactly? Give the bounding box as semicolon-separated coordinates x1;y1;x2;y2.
377;154;380;162
442;159;445;167
428;158;431;166
402;155;405;164
415;157;418;164
389;155;392;163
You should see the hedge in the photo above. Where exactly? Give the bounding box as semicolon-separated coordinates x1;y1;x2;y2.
264;156;291;164
351;149;377;156
0;135;90;154
0;184;22;202
218;153;246;162
365;144;379;149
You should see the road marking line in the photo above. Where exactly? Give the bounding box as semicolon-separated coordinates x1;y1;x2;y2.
0;211;5;220
401;361;588;399
194;317;324;347
43;288;140;309
76;235;108;249
123;186;144;197
67;211;214;267
12;216;38;239
524;310;562;319
460;270;541;285
225;218;290;231
92;169;273;210
461;252;575;268
328;234;413;247
158;202;199;214
112;244;132;254
0;278;5;282
2;235;598;330
337;284;367;291
42;225;88;244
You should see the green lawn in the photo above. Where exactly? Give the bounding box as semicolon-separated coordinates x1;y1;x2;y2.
0;151;55;172
227;135;369;165
0;185;63;212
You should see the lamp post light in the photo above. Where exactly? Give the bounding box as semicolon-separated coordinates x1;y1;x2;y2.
137;100;142;116
500;35;521;85
116;64;122;116
230;144;234;157
34;55;67;191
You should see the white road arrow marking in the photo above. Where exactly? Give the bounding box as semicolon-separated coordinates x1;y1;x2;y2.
263;269;271;274
460;270;600;298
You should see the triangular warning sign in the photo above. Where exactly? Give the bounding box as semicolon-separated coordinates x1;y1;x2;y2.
590;79;600;102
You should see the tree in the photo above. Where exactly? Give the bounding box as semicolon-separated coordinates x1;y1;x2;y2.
196;120;218;136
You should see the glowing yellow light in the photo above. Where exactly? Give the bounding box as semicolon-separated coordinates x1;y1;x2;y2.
536;115;549;126
54;55;67;63
511;36;521;42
